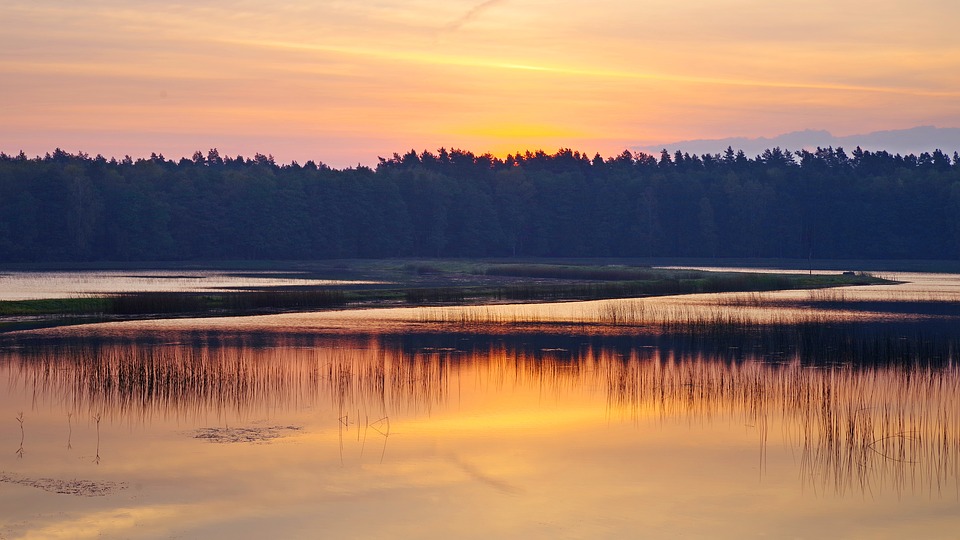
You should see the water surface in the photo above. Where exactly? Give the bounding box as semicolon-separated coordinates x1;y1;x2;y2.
2;271;960;538
0;270;373;301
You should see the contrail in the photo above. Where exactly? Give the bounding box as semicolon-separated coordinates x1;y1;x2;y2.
444;0;506;32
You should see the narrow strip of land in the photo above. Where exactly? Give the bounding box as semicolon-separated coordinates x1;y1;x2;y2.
0;260;887;332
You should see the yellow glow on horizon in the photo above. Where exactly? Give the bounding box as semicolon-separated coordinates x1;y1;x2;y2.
455;123;583;141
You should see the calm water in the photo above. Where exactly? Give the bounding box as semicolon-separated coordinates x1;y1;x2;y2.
0;270;373;300
2;271;960;539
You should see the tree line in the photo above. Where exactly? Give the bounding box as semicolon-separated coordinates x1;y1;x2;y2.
1;145;959;262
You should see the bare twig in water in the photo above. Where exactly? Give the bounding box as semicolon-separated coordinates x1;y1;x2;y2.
15;412;24;459
370;416;391;464
93;413;101;465
866;431;921;464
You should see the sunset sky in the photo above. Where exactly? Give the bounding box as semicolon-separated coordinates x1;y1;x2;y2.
3;0;959;167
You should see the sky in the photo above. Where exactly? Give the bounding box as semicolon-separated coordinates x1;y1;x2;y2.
2;0;959;168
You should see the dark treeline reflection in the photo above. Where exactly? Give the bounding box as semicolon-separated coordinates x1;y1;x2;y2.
3;330;959;495
2;147;960;261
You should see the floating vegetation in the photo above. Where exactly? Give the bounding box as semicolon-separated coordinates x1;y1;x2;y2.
0;471;126;497
194;425;302;444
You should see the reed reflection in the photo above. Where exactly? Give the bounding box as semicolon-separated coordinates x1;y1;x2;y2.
1;333;457;422
1;330;958;497
604;355;960;497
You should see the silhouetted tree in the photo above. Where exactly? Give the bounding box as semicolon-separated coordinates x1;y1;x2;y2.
0;146;958;262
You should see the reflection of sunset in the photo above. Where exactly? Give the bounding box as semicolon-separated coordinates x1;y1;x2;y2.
3;327;960;538
403;398;601;434
5;331;958;484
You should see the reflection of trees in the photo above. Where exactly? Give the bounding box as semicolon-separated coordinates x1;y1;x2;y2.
2;331;958;496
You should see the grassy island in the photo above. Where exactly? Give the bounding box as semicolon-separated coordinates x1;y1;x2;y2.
0;260;889;332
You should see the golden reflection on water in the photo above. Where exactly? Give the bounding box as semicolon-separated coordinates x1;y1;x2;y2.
3;332;958;501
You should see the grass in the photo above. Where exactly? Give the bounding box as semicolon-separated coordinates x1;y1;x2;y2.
0;297;110;316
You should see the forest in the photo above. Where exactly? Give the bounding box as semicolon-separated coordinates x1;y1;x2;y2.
1;146;959;262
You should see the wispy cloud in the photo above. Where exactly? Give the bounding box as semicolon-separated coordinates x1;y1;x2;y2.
443;0;506;32
213;37;960;100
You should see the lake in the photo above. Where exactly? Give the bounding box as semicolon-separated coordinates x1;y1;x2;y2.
0;270;374;301
2;269;959;538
